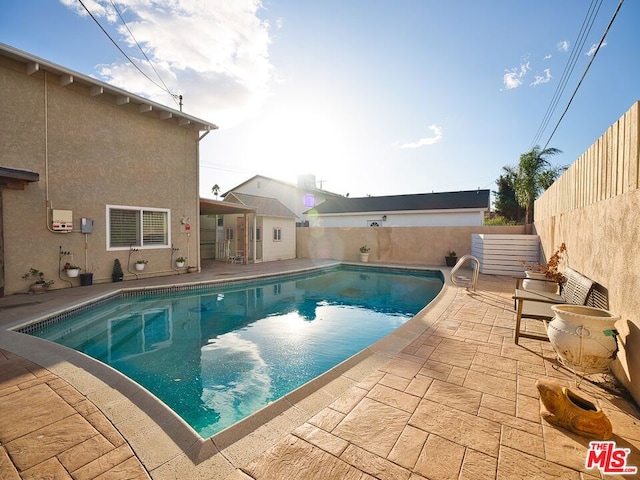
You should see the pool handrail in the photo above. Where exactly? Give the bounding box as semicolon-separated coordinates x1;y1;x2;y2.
450;254;480;291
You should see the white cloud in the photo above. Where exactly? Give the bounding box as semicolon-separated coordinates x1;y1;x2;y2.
543;54;552;60
503;62;530;90
557;40;569;52
530;68;552;86
586;40;607;57
394;125;443;149
60;0;274;128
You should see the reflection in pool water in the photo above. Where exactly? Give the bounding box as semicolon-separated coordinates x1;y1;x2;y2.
30;266;443;437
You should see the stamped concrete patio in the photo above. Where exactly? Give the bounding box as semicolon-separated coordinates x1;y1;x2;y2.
0;259;638;479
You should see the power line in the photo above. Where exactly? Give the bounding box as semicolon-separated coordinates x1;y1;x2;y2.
530;0;604;148
542;0;625;150
108;0;180;108
77;0;179;103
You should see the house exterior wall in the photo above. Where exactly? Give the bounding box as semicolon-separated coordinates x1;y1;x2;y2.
307;209;485;227
261;217;296;261
1;53;203;294
534;101;640;406
220;214;296;262
296;225;525;265
231;177;334;223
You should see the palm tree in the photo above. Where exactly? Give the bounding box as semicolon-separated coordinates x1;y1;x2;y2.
211;184;220;200
515;145;565;224
493;165;523;223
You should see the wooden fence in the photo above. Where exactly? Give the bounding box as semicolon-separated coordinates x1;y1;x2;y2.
536;101;639;219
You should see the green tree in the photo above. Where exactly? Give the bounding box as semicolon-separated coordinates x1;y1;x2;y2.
493;165;523;223
211;184;220;199
514;145;566;224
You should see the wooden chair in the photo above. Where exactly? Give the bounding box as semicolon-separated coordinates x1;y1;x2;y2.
512;267;595;344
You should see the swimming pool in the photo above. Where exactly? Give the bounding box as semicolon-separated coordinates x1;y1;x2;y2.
27;265;443;438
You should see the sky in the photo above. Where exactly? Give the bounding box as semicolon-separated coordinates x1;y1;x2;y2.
1;0;638;200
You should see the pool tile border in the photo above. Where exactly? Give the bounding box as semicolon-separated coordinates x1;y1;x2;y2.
14;263;442;337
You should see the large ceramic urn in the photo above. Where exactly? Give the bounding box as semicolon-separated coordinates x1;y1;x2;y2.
548;305;620;375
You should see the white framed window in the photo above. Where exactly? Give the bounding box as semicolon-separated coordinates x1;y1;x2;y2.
250;227;262;242
107;205;170;250
273;227;282;241
225;228;234;240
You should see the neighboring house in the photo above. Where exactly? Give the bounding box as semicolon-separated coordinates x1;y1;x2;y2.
0;43;216;296
222;174;343;226
220;192;297;262
305;190;491;227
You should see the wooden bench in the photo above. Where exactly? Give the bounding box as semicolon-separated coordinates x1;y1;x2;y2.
512;267;595;344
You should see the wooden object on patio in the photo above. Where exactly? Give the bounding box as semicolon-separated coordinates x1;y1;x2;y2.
512;267;595;344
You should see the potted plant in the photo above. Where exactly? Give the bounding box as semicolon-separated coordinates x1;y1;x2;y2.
359;245;370;262
63;262;81;278
112;259;124;282
22;268;54;293
175;256;186;268
135;259;148;271
445;250;457;267
519;243;566;292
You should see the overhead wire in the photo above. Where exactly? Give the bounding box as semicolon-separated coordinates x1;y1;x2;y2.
529;0;604;148
107;0;180;108
76;0;179;104
542;0;625;149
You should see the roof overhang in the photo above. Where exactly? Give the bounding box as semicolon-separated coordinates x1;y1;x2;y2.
0;166;39;190
200;198;257;216
1;42;218;132
304;207;489;217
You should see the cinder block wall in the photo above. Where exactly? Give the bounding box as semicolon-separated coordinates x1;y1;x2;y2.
535;101;640;406
296;225;525;266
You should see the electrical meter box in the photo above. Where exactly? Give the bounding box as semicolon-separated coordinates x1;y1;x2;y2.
81;217;94;233
52;209;73;232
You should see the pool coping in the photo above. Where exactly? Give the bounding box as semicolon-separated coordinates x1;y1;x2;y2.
0;262;456;478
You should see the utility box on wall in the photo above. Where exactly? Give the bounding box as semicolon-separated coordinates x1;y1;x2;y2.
81;217;94;233
52;209;73;232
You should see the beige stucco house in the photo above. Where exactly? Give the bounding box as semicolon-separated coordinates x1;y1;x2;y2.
0;43;217;296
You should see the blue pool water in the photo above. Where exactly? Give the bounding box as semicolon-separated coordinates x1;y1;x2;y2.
29;266;443;437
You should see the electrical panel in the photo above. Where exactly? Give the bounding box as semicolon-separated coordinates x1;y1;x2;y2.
52;209;73;232
81;217;94;233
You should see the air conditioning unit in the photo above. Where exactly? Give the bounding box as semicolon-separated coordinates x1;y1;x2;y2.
52;209;73;232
